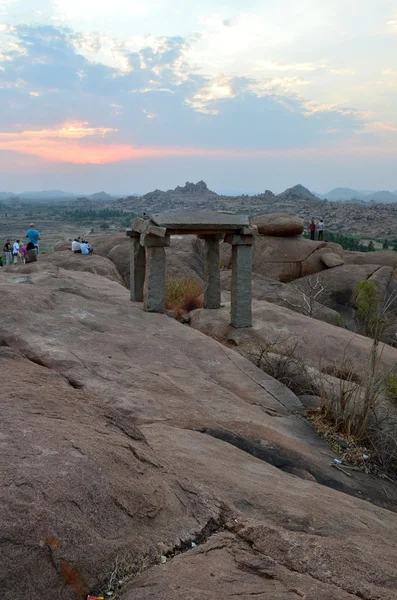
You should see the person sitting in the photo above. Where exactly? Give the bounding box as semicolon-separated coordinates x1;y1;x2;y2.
80;240;93;255
25;242;38;264
72;238;81;253
26;223;40;252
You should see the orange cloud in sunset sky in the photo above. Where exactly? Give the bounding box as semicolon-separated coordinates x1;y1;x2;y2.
0;121;396;164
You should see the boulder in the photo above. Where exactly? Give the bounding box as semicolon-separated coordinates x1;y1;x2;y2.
251;213;304;236
344;250;397;268
221;271;340;325
322;253;345;268
252;236;343;282
289;264;382;307
190;298;397;377
1;265;397;599
3;251;125;286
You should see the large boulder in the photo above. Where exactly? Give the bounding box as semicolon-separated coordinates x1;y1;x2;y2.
252;236;344;282
344;250;397;268
1;265;397;599
190;298;397;376
221;271;340;325
3;251;125;285
251;213;304;236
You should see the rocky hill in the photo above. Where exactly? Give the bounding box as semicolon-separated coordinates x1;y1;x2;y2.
114;182;397;239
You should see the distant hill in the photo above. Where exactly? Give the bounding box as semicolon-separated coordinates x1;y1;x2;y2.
19;190;77;200
0;192;16;201
365;191;397;203
277;184;320;203
319;187;397;203
319;187;364;201
86;191;113;201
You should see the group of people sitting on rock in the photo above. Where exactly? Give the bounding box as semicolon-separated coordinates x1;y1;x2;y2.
1;224;40;266
309;219;325;241
71;237;93;255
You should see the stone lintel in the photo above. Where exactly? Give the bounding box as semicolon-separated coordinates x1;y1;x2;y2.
140;233;171;248
151;211;249;230
224;234;254;246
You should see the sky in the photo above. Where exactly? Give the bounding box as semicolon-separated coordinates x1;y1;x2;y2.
0;0;396;194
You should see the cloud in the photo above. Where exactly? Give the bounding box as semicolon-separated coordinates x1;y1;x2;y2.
0;21;391;171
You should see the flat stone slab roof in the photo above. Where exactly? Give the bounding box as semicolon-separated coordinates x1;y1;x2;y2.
151;211;249;230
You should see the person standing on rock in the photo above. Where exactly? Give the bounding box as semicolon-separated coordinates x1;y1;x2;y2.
3;239;12;265
309;219;316;241
26;223;40;253
317;219;324;241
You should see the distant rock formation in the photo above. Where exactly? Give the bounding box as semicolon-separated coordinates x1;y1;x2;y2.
174;180;215;194
277;184;321;203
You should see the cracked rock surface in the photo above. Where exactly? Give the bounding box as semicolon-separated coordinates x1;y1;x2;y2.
1;266;397;600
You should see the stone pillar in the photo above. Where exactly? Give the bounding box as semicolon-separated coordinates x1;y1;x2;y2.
225;234;253;328
141;234;170;314
129;233;146;302
202;235;222;309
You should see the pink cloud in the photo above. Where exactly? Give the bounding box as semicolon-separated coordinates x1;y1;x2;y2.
0;121;396;165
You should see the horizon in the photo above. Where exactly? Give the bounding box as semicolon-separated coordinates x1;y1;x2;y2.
0;1;396;192
1;181;397;197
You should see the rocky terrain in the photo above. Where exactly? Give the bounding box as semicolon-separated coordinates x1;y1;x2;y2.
2;216;397;600
114;181;397;240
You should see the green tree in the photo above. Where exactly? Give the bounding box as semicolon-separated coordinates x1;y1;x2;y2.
367;240;375;252
100;223;110;230
383;239;389;250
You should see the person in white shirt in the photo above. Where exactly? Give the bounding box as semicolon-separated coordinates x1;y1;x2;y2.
72;239;81;253
12;240;20;264
317;219;324;241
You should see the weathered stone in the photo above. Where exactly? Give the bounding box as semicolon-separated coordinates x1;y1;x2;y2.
231;244;253;328
144;247;166;313
151;211;249;230
252;213;305;237
140;234;171;248
242;225;258;235
131;216;151;233
203;236;221;309
321;253;344;268
130;236;146;302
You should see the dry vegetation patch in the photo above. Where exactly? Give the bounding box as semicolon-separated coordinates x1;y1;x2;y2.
166;276;204;318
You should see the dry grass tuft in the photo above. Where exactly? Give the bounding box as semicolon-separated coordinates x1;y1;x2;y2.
166;276;203;317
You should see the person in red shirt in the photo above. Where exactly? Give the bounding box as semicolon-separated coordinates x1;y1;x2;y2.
309;219;316;241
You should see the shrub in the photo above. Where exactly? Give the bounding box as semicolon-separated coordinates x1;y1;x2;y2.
383;369;397;405
166;276;203;316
